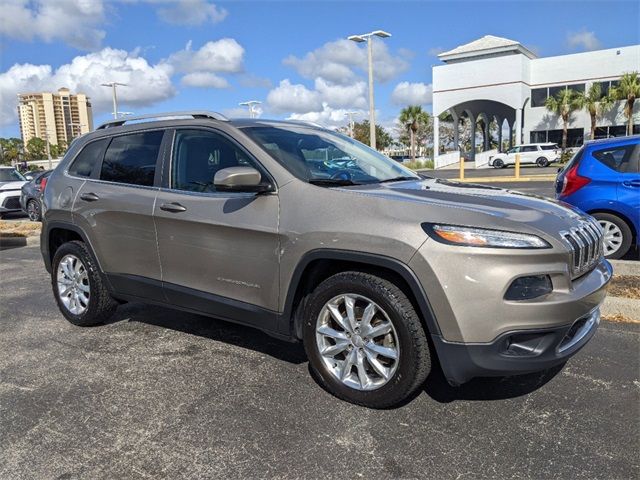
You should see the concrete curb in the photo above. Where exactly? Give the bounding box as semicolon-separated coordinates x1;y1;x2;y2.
0;235;40;249
609;259;640;276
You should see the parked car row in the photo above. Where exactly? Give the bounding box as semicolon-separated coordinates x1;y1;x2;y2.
0;167;51;221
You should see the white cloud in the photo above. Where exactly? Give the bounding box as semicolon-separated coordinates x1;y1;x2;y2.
284;38;410;85
0;0;106;50
0;48;175;127
314;78;367;109
155;0;228;26
567;30;601;51
287;104;367;129
391;82;433;106
266;79;322;114
181;72;229;88
167;39;245;74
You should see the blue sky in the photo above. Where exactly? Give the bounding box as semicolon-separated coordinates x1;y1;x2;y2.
1;0;638;138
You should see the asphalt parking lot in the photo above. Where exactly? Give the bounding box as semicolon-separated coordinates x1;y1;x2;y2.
1;245;638;479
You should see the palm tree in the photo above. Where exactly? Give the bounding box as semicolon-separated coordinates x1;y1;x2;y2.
545;88;581;150
576;83;613;140
398;106;430;161
610;71;640;135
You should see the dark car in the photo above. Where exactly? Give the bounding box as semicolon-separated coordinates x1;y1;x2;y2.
20;170;52;222
555;135;639;259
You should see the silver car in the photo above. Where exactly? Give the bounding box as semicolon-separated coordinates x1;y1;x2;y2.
41;111;611;408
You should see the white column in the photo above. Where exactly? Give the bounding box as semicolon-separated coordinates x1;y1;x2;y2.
514;108;522;146
432;115;440;158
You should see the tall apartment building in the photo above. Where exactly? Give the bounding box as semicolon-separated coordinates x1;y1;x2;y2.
17;88;93;146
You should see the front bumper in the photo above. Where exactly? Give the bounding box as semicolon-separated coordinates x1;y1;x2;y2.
0;194;22;213
432;308;601;385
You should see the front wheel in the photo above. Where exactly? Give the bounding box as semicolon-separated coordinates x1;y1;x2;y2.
536;157;549;167
303;271;431;408
593;213;633;259
52;240;117;326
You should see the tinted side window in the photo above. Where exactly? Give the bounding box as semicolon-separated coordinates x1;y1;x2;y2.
521;146;537;152
100;131;164;186
171;129;258;193
540;144;558;151
592;144;638;173
69;139;108;177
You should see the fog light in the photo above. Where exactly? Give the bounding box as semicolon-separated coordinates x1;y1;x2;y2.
505;275;552;301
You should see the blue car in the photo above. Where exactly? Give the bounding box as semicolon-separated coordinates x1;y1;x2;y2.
556;135;640;259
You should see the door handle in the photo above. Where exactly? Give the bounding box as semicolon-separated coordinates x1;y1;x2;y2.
80;192;99;202
160;202;187;213
622;180;640;187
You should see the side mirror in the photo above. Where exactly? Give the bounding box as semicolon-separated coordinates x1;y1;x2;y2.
214;166;271;193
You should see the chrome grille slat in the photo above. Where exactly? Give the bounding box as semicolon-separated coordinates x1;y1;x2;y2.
560;219;603;279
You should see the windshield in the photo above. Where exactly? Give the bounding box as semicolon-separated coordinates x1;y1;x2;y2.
0;169;26;182
242;125;419;185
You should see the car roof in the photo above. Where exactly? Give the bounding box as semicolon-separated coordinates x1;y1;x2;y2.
584;135;640;147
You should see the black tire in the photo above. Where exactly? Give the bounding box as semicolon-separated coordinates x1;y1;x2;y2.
302;271;431;408
51;240;117;326
592;212;633;260
26;199;41;222
493;158;505;169
536;157;549;167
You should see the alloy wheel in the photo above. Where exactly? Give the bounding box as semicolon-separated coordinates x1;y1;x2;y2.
57;254;90;315
598;220;623;256
315;294;399;391
27;200;40;221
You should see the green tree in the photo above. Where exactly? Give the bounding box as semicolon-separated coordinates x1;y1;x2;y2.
26;137;46;160
50;140;67;158
610;71;640;135
0;138;24;165
352;120;393;151
545;88;581;150
398;106;430;160
576;83;613;140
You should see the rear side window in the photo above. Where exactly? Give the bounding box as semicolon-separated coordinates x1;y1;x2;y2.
100;130;164;186
68;139;108;177
540;144;558;151
592;144;639;173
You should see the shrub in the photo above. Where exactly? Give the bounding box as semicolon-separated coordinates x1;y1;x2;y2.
404;159;434;170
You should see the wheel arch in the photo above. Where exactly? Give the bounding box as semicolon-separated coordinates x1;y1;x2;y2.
42;222;103;275
281;249;441;340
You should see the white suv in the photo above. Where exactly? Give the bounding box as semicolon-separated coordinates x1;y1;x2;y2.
490;143;560;168
0;167;29;218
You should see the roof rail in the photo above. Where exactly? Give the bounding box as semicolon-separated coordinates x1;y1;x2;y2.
96;111;229;129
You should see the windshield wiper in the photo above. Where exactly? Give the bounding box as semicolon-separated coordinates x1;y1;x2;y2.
378;176;418;183
308;178;359;187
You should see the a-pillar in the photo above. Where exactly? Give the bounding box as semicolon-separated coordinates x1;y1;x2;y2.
514;108;522;146
433;115;440;158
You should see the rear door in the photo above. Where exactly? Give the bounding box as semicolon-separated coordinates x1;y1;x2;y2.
519;145;538;164
153;128;280;322
73;129;167;297
613;142;640;231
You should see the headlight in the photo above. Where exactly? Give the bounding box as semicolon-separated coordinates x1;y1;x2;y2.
422;224;550;249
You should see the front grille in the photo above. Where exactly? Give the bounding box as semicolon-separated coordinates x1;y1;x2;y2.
560;219;603;279
2;196;21;210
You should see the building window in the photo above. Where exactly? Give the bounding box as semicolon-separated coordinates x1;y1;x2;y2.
531;88;547;107
530;129;584;147
531;83;587;107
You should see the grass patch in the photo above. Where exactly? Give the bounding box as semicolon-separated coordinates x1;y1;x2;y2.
608;275;640;300
602;313;639;324
405;159;434;170
0;220;41;237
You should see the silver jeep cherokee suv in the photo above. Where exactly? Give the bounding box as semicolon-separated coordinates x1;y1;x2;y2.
41;111;611;408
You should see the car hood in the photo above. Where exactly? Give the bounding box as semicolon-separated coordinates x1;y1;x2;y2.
344;177;588;238
0;180;27;191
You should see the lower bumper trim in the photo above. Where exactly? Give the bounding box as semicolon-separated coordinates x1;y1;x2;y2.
432;308;600;386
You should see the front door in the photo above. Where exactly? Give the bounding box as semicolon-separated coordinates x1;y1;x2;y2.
153;128;280;326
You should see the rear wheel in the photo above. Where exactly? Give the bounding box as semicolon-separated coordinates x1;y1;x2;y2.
52;240;117;326
536;157;549;167
593;213;632;259
26;199;41;222
493;158;505;169
303;271;431;408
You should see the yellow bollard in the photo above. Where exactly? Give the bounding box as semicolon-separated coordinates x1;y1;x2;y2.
515;153;521;179
459;157;465;181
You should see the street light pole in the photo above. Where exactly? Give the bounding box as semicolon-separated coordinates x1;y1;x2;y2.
101;82;128;119
239;100;262;119
348;30;391;150
344;111;359;138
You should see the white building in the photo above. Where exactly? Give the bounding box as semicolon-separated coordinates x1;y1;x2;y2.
431;35;640;162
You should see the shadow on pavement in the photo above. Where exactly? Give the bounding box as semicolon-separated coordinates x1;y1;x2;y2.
105;302;308;365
